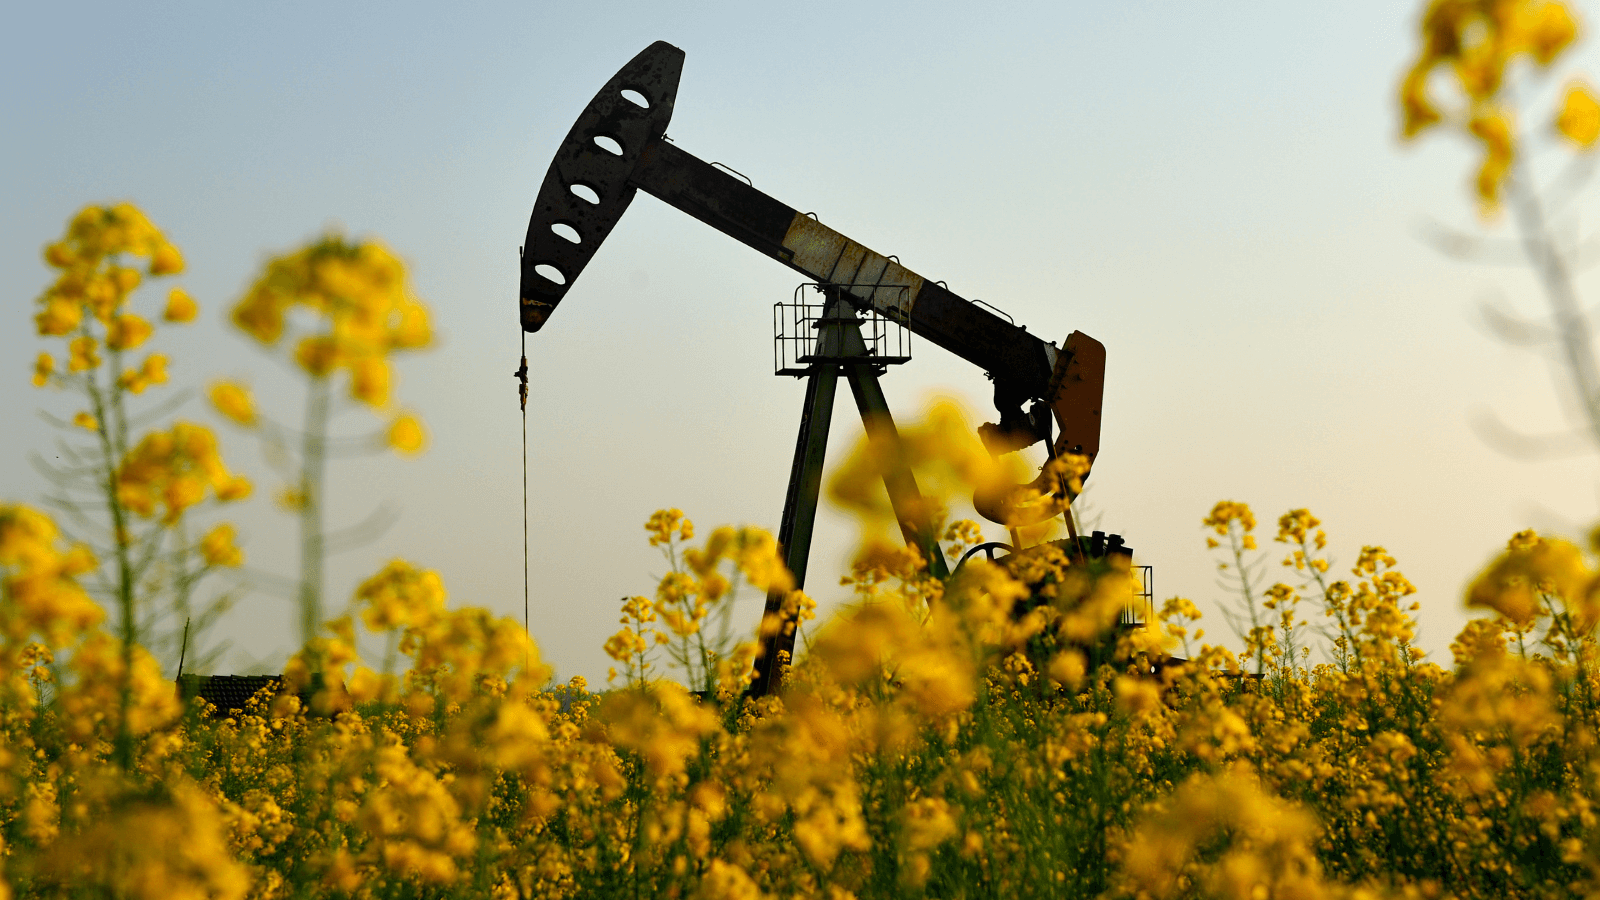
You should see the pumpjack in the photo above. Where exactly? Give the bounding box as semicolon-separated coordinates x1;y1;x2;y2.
519;42;1107;695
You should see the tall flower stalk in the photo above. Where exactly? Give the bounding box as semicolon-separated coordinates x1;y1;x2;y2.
1401;2;1600;451
30;203;249;767
218;235;433;674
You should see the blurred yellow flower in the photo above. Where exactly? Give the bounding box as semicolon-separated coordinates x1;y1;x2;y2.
391;299;433;349
216;474;253;502
356;559;446;631
41;781;248;900
293;335;338;376
230;234;433;406
1400;64;1440;138
1523;0;1579;64
118;367;150;395
163;286;198;322
1401;1;1577;214
34;298;81;336
42;240;75;268
31;353;53;387
351;357;390;406
117;422;247;523
1047;649;1087;690
208;381;257;427
387;413;426;455
199;523;244;568
0;503;104;644
68;336;99;372
72;411;97;431
1466;530;1591;625
1114;674;1163;718
901;797;958;852
141;353;169;387
697;860;764;900
1469;110;1516;209
1557;81;1600;147
149;241;185;275
1121;770;1324;899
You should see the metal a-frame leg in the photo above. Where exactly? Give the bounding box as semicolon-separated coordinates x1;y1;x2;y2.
750;362;838;698
844;364;950;580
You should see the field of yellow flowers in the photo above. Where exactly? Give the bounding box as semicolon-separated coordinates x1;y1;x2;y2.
7;209;1600;900
9;3;1600;898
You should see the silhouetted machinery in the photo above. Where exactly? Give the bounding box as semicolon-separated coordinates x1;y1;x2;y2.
520;42;1108;694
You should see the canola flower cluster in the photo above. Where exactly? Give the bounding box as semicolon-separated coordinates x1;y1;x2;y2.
221;234;432;456
4;488;1600;899
27;203;253;770
1399;0;1600;218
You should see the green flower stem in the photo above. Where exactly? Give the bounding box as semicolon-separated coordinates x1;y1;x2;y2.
299;375;330;670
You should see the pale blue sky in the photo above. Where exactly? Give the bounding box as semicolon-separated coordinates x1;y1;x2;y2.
5;1;1599;679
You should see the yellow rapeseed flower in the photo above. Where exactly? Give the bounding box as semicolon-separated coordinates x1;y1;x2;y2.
31;353;53;387
647;508;694;546
230;234;433;408
117;422;247;523
34;298;81;336
0;503;104;645
604;628;649;664
1466;530;1591;624
1522;0;1579;64
1114;674;1164;718
387;413;426;455
1202;500;1256;537
216;474;253;502
277;487;307;512
141;353;168;387
72;411;97;431
293;335;338;376
901;796;959;852
1400;63;1440;138
163;286;198;322
42;240;75;268
117;367;150;395
149;241;185;275
1047;649;1087;689
1557;81;1600;147
1400;2;1577;215
208;381;257;427
351;356;391;406
40;780;249;900
1469;109;1516;210
356;559;446;632
199;523;244;568
67;336;99;372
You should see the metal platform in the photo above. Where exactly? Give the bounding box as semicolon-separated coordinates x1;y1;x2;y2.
774;283;911;376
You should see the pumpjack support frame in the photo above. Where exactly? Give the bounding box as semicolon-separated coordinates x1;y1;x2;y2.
749;288;949;696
